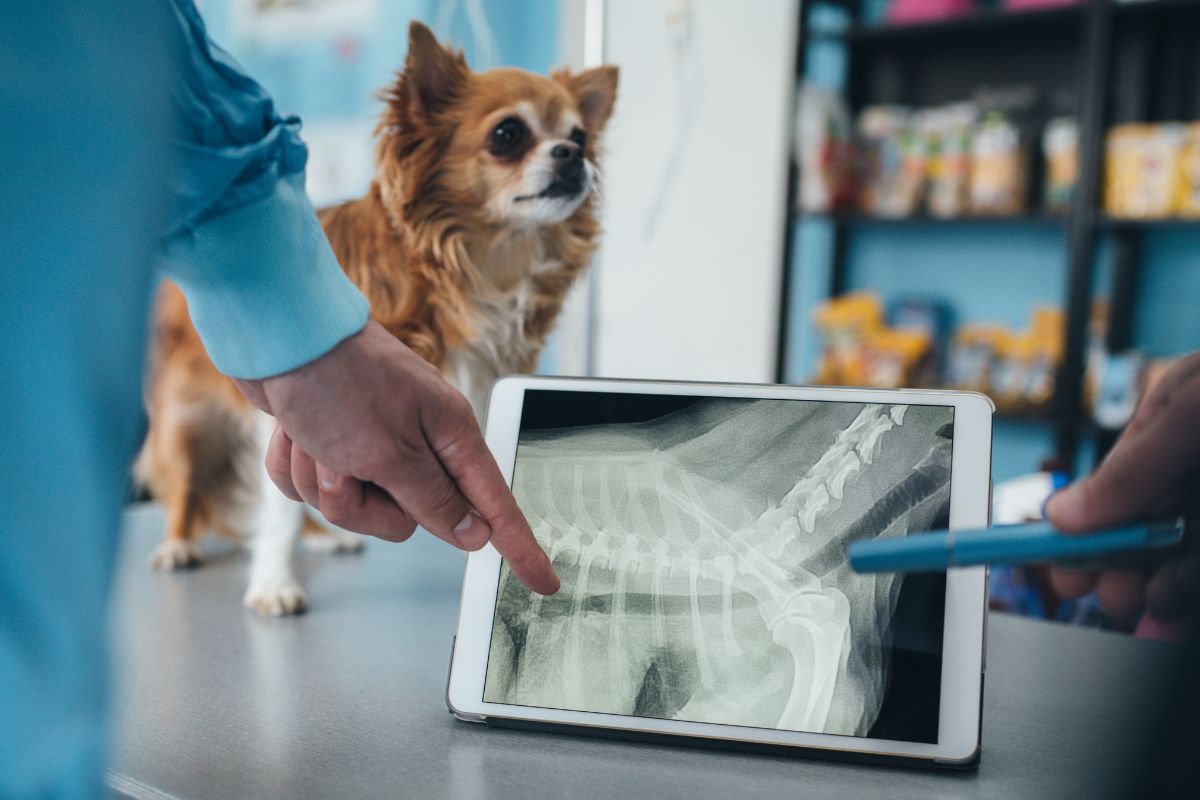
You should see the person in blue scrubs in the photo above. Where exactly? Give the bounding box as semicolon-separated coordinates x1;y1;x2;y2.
0;3;556;796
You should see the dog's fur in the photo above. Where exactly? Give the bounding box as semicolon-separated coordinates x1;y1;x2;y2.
136;22;617;615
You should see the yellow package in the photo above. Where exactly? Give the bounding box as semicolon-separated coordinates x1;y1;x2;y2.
969;112;1027;216
813;293;884;385
863;328;931;388
1105;123;1186;218
948;324;1007;394
1177;122;1200;218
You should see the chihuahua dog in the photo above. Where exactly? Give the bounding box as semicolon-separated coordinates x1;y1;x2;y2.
136;22;618;615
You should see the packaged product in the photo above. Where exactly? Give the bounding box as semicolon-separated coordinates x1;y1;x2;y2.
795;84;857;214
1177;122;1200;218
988;331;1027;407
1094;351;1144;431
1105;123;1186;218
857;106;916;217
1023;307;1063;408
926;103;977;218
969;110;1027;215
947;324;1007;394
1042;117;1078;214
813;293;885;386
887;0;975;25
890;296;954;384
862;328;931;388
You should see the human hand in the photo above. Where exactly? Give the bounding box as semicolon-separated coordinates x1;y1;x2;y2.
234;321;559;595
1046;352;1200;621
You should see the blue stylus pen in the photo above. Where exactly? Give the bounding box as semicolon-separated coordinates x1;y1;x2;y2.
848;518;1185;573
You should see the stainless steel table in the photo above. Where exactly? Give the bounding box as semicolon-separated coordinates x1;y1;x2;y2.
107;504;1171;799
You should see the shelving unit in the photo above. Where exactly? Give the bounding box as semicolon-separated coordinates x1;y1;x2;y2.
778;0;1200;475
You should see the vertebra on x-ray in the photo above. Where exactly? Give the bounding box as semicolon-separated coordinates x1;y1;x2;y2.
484;399;952;736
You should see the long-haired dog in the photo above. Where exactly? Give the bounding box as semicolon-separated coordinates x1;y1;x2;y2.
136;22;618;615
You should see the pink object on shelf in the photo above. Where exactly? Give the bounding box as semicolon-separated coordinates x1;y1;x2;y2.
1003;0;1080;11
887;0;976;25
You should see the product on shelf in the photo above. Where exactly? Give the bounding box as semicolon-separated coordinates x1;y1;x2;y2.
1093;350;1144;431
1105;122;1190;218
813;293;944;388
813;292;885;386
969;110;1028;215
1091;350;1188;432
857;106;919;217
1002;0;1079;10
890;295;955;383
1023;307;1064;407
862;328;932;387
926;103;978;218
946;307;1063;413
886;0;976;26
1083;299;1110;412
795;84;858;214
1178;122;1200;218
1042;116;1079;214
947;324;1009;394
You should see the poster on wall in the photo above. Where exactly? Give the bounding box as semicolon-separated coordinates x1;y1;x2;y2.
231;0;380;44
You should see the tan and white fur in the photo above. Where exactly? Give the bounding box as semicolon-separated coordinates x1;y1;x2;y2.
136;22;618;615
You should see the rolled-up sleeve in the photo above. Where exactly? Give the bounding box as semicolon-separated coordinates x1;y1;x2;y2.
160;0;368;379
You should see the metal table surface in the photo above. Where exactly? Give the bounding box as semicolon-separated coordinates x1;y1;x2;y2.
107;504;1170;800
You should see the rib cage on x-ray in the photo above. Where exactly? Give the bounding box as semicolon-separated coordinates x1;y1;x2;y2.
484;398;953;736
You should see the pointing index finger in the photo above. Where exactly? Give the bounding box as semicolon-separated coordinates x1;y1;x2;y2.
435;428;559;595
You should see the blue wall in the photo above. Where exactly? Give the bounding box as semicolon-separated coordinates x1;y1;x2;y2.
200;0;561;131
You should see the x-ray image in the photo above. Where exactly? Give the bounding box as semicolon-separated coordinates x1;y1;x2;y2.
484;392;953;742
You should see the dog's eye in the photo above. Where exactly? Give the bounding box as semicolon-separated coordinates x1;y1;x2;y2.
490;117;529;155
569;128;586;148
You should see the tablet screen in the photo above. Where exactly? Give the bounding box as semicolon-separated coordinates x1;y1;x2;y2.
484;390;953;744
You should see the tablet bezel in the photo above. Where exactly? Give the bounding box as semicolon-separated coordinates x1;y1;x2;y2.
449;377;991;765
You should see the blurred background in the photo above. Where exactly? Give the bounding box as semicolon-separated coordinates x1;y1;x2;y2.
198;0;1200;629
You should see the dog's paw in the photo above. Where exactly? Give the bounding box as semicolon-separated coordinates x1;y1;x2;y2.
302;529;367;556
149;539;204;571
243;578;309;617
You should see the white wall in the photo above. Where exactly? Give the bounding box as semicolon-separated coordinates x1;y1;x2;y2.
590;0;799;382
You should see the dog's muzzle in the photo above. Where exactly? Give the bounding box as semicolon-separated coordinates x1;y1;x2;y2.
518;143;588;201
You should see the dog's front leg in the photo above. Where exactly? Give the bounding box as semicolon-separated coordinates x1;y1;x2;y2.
243;416;307;616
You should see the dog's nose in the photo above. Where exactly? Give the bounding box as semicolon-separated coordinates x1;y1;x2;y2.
550;142;583;162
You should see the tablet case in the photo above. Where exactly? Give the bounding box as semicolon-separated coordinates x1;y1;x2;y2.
447;635;983;770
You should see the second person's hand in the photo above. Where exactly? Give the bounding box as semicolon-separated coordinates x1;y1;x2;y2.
1046;352;1200;620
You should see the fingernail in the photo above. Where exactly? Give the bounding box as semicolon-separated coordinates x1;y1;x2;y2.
1043;483;1078;522
453;511;491;550
1041;490;1060;521
315;463;341;491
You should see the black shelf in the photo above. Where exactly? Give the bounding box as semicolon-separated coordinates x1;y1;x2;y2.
1097;214;1200;229
845;5;1084;44
798;211;1068;226
1113;0;1200;18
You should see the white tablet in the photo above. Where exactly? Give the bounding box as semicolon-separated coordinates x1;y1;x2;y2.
448;377;991;768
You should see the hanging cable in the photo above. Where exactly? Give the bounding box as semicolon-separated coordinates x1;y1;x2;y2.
642;0;704;242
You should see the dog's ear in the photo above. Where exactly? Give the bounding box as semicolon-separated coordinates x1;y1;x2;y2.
556;66;618;133
404;21;468;117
